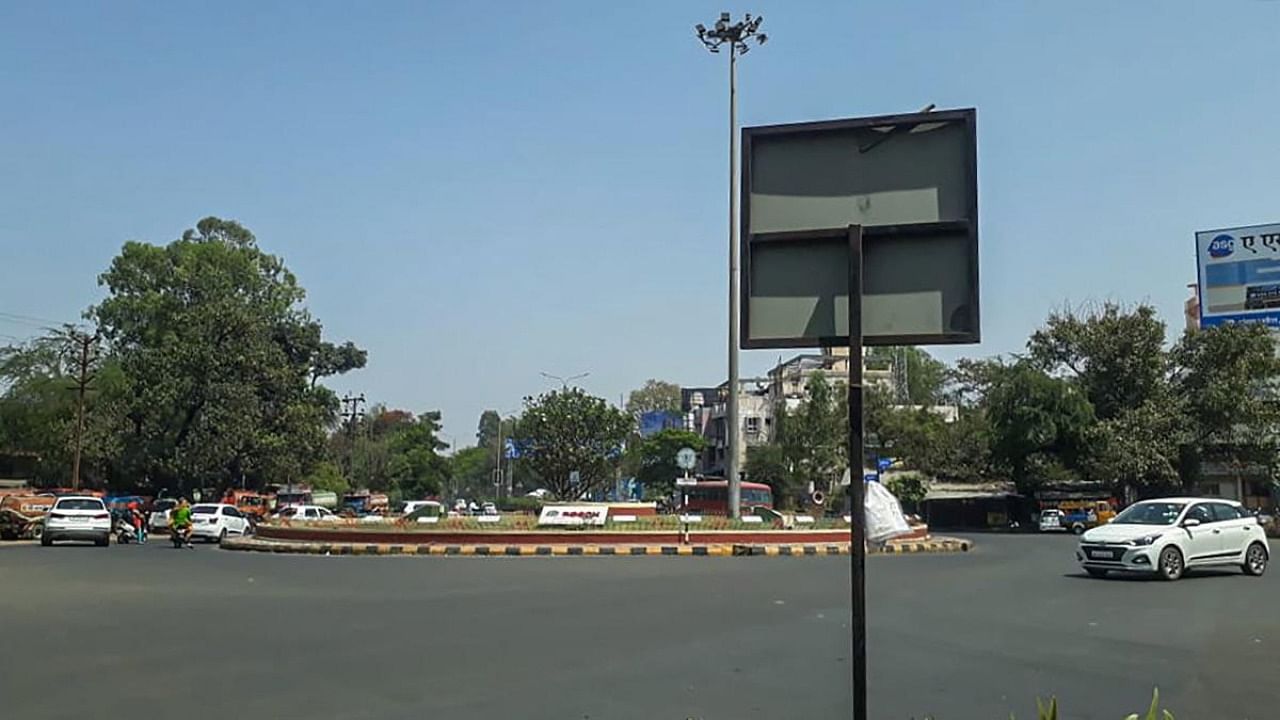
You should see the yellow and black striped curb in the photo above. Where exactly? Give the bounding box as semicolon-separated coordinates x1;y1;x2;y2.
221;538;971;557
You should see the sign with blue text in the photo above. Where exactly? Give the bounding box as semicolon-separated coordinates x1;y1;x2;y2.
1197;223;1280;329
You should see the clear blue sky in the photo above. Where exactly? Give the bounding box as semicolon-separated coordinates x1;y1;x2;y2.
2;1;1277;446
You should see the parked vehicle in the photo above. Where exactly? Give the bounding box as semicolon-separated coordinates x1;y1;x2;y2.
1058;500;1116;535
310;490;338;510
114;511;136;544
1038;508;1065;532
276;504;340;522
0;494;55;540
680;481;774;516
341;491;389;516
1077;497;1269;581
402;500;443;520
275;487;313;509
222;490;271;522
42;496;112;547
149;498;179;531
481;502;499;516
189;504;253;543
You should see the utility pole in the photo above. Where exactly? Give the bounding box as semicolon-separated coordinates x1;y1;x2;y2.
66;329;99;490
340;392;366;485
696;12;766;518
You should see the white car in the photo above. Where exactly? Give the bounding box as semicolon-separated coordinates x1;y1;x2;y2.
1077;497;1269;581
42;496;112;547
276;504;340;522
1039;508;1065;532
189;503;254;543
148;498;179;531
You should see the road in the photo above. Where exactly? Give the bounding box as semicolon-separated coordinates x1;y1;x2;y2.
0;534;1276;719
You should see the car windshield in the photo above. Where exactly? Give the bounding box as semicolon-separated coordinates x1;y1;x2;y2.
1112;502;1185;526
191;505;218;515
153;500;176;511
55;499;103;511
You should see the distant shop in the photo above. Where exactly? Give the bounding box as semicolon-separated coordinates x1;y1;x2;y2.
921;482;1028;530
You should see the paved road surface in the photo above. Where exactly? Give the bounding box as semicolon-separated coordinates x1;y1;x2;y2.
0;535;1275;719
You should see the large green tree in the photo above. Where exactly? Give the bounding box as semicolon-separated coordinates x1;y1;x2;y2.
625;379;682;415
514;388;633;500
629;428;706;494
92;217;364;493
986;362;1095;495
780;373;847;493
1172;322;1280;487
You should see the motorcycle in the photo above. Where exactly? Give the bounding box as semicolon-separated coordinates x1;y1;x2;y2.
170;524;193;549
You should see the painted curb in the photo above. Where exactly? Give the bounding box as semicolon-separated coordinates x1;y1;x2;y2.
221;537;972;557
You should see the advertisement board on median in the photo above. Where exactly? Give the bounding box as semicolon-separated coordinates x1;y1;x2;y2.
537;505;609;526
1196;223;1280;329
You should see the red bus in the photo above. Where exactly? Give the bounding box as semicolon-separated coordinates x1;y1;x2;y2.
680;481;773;515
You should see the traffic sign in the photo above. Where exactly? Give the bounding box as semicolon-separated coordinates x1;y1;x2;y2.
675;476;698;487
675;447;698;471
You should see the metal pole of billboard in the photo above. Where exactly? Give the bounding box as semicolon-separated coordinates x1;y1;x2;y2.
696;13;766;519
847;224;868;720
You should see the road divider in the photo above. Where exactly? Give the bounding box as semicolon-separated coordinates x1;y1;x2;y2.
220;536;971;557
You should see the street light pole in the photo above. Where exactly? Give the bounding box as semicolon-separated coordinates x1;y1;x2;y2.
696;12;765;519
539;371;590;389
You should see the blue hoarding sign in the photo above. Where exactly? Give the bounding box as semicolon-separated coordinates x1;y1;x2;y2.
1197;223;1280;330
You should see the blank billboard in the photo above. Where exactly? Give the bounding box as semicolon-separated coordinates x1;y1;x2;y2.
741;109;979;348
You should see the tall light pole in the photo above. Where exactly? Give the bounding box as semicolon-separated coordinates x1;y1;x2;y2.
696;12;766;519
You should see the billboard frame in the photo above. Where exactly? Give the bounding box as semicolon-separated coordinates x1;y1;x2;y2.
740;108;979;349
1194;222;1280;330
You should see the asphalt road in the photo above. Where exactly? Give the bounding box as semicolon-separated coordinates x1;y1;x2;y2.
0;535;1276;720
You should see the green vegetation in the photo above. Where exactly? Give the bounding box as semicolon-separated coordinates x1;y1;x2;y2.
513;388;633;500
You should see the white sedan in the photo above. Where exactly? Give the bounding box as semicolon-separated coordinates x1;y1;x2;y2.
189;504;254;543
276;504;341;522
1077;497;1269;581
42;496;112;547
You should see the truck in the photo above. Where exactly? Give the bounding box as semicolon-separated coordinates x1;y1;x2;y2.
1056;500;1116;535
0;494;55;540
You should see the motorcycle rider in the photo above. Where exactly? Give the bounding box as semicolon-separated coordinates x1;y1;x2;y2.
128;501;146;544
170;497;194;548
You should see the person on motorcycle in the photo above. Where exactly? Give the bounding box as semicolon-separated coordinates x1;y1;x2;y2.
128;501;146;544
170;498;194;548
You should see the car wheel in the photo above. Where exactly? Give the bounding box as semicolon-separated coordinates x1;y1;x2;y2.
95;535;109;547
1243;542;1268;576
1157;546;1184;581
40;534;53;547
218;529;227;544
1085;567;1108;578
1071;524;1085;535
30;524;44;540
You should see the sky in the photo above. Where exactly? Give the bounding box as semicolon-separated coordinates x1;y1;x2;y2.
2;1;1278;447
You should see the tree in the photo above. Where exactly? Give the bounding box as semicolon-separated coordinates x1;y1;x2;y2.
514;388;633;500
303;461;349;493
986;362;1095;495
1172;323;1280;489
780;373;847;493
625;379;682;415
866;347;948;405
449;446;491;499
1028;302;1168;421
630;428;706;494
385;411;451;499
92;217;364;493
745;443;800;509
476;410;501;450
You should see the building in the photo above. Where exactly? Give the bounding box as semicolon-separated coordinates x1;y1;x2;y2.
1185;283;1200;332
766;348;892;413
681;380;773;477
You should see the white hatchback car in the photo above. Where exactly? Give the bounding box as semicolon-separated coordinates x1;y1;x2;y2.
189;503;254;543
43;496;112;547
1077;497;1269;581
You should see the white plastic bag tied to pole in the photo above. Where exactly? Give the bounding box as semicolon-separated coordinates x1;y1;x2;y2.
863;479;910;544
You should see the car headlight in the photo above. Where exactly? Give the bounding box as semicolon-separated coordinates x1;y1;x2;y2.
1128;534;1161;547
